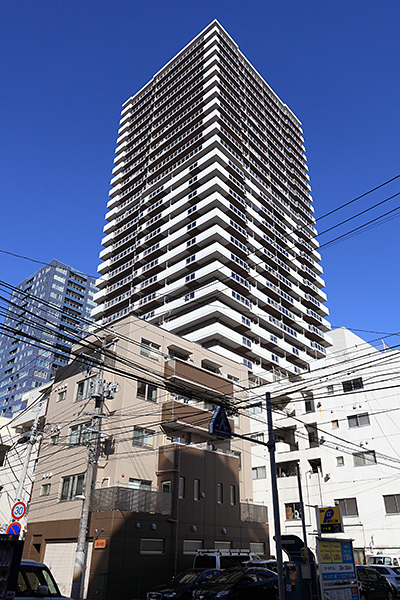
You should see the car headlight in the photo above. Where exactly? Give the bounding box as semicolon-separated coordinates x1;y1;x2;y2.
215;591;230;598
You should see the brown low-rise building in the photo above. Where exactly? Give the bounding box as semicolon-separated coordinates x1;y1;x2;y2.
23;315;270;599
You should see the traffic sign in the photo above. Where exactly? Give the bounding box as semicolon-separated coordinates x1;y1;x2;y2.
317;506;343;534
7;522;21;536
209;406;232;439
11;501;27;520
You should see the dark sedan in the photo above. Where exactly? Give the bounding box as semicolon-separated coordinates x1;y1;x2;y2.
192;567;278;600
147;568;220;600
357;566;394;600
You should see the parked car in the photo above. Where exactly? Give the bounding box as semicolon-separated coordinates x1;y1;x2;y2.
368;566;400;596
146;568;220;600
192;567;278;600
14;559;72;599
368;557;400;568
356;566;393;600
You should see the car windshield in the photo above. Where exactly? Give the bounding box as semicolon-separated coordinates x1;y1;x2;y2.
173;570;201;585
40;567;60;595
194;556;216;569
209;570;244;584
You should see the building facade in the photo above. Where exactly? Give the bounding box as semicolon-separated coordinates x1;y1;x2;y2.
0;259;97;417
250;327;400;564
23;315;269;599
0;386;49;534
92;20;330;384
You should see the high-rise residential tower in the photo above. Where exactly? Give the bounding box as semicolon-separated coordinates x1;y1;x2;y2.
0;259;97;417
93;21;331;382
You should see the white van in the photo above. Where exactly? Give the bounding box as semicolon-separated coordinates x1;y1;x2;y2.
367;555;400;567
193;549;262;570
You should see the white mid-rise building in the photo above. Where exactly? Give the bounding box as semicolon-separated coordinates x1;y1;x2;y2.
250;327;400;564
93;20;330;383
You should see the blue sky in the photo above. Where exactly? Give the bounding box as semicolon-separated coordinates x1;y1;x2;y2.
1;0;399;346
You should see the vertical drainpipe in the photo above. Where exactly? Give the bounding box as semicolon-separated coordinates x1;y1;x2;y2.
173;445;181;576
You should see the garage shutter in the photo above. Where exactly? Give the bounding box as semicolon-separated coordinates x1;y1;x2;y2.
44;541;93;598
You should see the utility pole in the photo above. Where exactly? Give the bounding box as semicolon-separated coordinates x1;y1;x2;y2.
266;392;285;600
71;341;118;600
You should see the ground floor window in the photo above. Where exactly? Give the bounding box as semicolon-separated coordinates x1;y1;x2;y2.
249;542;265;554
183;540;204;554
140;539;164;554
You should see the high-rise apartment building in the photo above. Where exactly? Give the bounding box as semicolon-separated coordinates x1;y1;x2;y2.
93;21;330;382
0;259;97;417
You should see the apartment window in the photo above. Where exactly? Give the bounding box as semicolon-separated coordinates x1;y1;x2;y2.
41;484;51;496
217;483;223;504
306;424;319;448
129;478;151;491
304;393;315;413
69;422;91;446
348;413;370;428
228;375;239;392
249;403;262;415
232;451;242;482
285;502;301;520
162;481;171;493
309;458;322;474
140;339;160;360
50;434;59;445
0;444;8;467
57;390;66;402
140;539;164;554
335;498;359;517
230;485;236;506
137;382;157;402
194;479;200;501
343;378;363;393
132;426;154;448
183;540;204;554
252;466;266;480
60;474;84;501
337;456;344;466
353;450;376;466
383;494;400;514
75;378;93;402
179;477;185;499
327;385;334;394
332;420;339;428
251;433;264;445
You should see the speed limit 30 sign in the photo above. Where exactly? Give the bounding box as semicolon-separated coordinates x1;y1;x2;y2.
11;501;27;520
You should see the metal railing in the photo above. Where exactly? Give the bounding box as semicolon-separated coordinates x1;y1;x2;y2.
91;486;172;515
240;502;268;523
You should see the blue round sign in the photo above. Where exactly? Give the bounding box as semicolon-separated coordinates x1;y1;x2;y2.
7;522;21;535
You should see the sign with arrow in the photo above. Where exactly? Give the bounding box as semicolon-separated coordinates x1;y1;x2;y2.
209;406;232;439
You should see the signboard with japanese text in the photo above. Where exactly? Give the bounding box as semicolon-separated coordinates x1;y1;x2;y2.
318;539;356;582
316;537;359;600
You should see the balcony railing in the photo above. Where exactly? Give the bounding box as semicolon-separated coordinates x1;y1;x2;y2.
240;502;268;523
91;486;172;515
